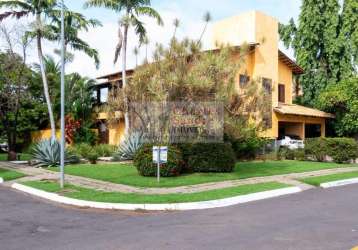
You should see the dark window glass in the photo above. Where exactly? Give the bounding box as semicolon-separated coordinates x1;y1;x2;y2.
239;74;250;87
262;78;272;94
278;84;285;103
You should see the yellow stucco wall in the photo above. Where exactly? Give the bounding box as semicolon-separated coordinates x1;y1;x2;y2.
108;120;125;145
31;129;61;142
278;60;293;104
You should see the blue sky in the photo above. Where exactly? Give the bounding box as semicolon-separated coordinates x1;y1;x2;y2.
0;0;302;78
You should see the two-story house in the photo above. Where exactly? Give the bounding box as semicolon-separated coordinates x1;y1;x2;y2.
92;11;333;145
32;11;333;145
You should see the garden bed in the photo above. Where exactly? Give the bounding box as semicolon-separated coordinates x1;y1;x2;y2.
22;180;290;204
49;160;356;188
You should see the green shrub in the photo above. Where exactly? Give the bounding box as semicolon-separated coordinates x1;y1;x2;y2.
31;139;79;167
304;138;328;162
71;143;92;159
325;138;358;163
134;144;182;177
87;150;99;164
305;137;358;163
173;143;194;173
94;144;116;157
188;143;236;173
74;125;97;145
224;133;264;160
293;148;306;161
278;147;295;160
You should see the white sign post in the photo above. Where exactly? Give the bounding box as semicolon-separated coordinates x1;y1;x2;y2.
153;146;168;183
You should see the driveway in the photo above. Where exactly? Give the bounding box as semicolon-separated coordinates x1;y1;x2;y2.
1;184;358;250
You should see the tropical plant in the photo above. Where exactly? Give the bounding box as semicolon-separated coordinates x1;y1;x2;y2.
133;46;139;66
31;139;79;167
45;9;101;68
86;149;98;164
113;132;144;161
172;18;180;39
141;35;149;62
0;0;59;139
94;144;116;157
280;0;357;107
198;11;211;44
84;0;163;136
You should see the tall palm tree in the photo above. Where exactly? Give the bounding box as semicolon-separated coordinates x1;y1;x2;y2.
48;10;102;68
133;46;139;67
141;35;149;62
198;11;212;45
173;18;180;39
84;0;163;135
0;0;58;139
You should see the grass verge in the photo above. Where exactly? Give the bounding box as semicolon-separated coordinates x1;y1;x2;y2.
0;168;26;181
300;171;358;186
0;153;32;161
22;181;290;204
48;160;355;188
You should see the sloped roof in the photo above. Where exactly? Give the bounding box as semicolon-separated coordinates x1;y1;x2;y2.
274;103;334;118
278;50;304;75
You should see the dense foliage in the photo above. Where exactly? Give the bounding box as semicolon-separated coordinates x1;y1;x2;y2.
280;0;357;107
317;77;358;136
134;144;182;177
188;143;236;173
305;137;358;163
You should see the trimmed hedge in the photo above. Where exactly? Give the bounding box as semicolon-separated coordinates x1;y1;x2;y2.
188;143;236;173
134;144;182;177
305;137;358;163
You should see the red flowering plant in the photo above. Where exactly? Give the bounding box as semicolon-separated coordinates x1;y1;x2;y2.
65;115;81;144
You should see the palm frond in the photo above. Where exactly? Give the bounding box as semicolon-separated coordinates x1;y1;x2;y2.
0;10;30;21
84;0;122;12
135;6;163;25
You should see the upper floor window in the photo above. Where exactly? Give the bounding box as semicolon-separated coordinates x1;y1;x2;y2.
262;78;272;94
278;84;285;103
239;74;250;87
99;87;108;103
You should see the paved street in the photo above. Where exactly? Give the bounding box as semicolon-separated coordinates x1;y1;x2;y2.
1;184;358;250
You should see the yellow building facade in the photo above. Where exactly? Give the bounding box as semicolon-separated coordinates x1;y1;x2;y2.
32;11;333;145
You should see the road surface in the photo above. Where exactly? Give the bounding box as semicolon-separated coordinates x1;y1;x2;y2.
1;184;358;250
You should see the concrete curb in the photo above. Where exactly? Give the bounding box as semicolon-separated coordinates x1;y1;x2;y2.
11;183;302;211
0;177;3;184
320;178;358;189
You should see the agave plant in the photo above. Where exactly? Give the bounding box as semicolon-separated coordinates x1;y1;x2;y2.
31;139;80;167
113;132;144;161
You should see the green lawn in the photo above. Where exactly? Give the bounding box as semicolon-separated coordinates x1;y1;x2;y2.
49;160;356;188
22;180;290;204
0;153;32;161
0;168;25;181
300;171;358;186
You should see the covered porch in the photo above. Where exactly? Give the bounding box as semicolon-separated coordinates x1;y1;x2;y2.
273;103;334;140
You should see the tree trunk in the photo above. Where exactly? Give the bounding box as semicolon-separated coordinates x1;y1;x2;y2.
122;24;130;137
36;13;56;140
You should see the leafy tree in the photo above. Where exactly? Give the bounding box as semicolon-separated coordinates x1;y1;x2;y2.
84;0;163;136
280;0;357;106
317;77;358;137
0;0;59;139
0;25;47;159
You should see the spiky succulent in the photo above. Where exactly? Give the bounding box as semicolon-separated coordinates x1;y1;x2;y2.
113;132;144;161
31;139;79;167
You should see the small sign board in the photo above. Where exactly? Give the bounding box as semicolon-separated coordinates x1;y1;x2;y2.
153;146;168;164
